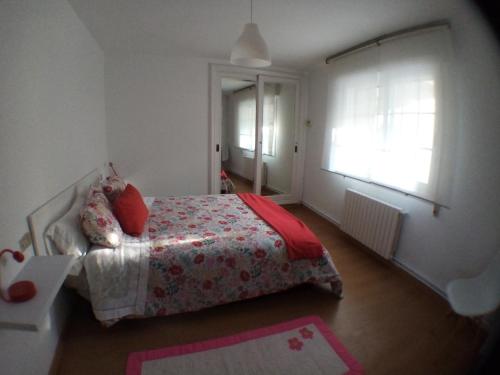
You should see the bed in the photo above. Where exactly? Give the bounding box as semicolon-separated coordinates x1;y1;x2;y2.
29;168;343;326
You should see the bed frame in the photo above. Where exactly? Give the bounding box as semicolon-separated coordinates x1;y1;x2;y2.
28;168;103;256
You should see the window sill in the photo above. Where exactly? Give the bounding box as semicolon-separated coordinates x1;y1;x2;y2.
320;167;449;210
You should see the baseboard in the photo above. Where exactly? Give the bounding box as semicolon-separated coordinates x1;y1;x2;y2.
392;258;447;299
301;199;447;301
301;200;341;227
226;170;285;196
263;184;284;195
226;169;252;183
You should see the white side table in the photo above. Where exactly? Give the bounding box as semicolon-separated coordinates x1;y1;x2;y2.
0;255;74;331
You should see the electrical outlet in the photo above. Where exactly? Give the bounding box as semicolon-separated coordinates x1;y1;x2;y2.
19;232;32;251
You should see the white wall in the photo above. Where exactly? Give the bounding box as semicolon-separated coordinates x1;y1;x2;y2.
303;1;500;293
105;54;210;196
0;0;107;373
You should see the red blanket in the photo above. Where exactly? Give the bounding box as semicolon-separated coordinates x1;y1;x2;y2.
237;193;324;260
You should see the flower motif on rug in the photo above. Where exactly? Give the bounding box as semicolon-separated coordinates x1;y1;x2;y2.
288;337;304;351
299;327;314;339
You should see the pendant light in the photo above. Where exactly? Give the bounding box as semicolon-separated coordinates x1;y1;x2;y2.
230;0;271;67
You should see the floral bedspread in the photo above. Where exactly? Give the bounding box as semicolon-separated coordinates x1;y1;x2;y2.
143;194;342;318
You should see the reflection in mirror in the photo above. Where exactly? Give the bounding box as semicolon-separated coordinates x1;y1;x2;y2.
260;82;296;195
220;78;261;194
219;78;296;197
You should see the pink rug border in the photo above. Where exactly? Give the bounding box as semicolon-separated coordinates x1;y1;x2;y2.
126;315;363;375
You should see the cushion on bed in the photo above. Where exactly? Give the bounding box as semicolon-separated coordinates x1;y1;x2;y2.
80;186;123;248
86;183;110;206
46;187;90;257
101;175;126;202
112;184;149;236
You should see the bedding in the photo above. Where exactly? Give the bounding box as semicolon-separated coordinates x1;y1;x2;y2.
45;186;90;257
80;186;123;248
86;184;110;206
102;175;126;202
78;194;343;326
237;193;324;260
113;184;149;236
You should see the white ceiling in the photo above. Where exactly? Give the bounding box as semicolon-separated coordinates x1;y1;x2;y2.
68;0;459;70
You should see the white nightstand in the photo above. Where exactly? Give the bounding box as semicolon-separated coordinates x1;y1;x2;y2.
0;255;74;331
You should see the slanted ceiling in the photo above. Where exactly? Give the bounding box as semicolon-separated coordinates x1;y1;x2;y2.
68;0;457;69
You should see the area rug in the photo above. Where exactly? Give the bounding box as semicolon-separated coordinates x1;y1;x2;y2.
126;316;363;375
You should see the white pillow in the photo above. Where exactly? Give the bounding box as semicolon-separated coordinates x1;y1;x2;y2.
46;187;89;257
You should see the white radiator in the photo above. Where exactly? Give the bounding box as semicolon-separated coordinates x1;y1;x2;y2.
242;155;267;186
341;189;403;259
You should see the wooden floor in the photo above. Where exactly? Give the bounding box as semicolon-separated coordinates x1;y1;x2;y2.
56;205;483;375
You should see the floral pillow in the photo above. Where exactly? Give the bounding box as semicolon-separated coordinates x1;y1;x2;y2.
86;184;110;206
102;175;126;202
80;186;123;248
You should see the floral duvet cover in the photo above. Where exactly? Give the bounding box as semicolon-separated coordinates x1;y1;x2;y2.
82;194;342;325
143;194;342;318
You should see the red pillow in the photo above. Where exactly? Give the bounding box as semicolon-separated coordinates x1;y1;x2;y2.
112;184;149;237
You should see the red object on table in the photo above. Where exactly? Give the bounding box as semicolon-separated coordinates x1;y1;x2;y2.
8;280;37;302
0;249;37;303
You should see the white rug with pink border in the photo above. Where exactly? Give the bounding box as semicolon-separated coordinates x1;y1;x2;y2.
127;316;363;374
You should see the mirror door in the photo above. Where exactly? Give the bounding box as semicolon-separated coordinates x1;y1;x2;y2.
255;75;300;202
220;78;259;194
211;65;302;203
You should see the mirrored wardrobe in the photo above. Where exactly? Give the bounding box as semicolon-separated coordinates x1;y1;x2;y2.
212;67;302;204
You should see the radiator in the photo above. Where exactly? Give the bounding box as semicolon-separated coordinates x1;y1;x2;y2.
341;189;403;259
242;155;267;186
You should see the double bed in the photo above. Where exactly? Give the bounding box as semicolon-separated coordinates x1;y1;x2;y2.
29;168;343;326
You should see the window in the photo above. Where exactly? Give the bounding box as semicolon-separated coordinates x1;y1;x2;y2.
236;96;256;151
322;27;454;204
234;86;277;156
262;87;278;156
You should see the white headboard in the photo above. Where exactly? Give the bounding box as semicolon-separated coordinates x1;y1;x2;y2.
28;168;102;256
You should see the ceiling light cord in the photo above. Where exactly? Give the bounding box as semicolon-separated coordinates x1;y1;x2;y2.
250;0;253;24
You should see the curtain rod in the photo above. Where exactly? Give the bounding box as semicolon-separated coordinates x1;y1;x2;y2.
325;20;450;64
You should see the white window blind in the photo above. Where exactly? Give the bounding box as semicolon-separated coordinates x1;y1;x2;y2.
234;86;277;156
322;27;455;205
236;94;256;151
262;84;278;156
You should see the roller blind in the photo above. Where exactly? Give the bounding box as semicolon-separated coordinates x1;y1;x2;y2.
234;86;277;156
234;88;256;151
322;27;455;205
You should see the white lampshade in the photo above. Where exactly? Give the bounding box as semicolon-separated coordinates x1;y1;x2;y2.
230;23;271;67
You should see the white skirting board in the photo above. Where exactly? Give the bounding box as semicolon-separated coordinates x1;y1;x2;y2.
391;258;446;299
301;199;446;299
301;201;340;226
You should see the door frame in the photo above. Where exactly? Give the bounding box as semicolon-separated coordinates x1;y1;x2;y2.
209;64;307;204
